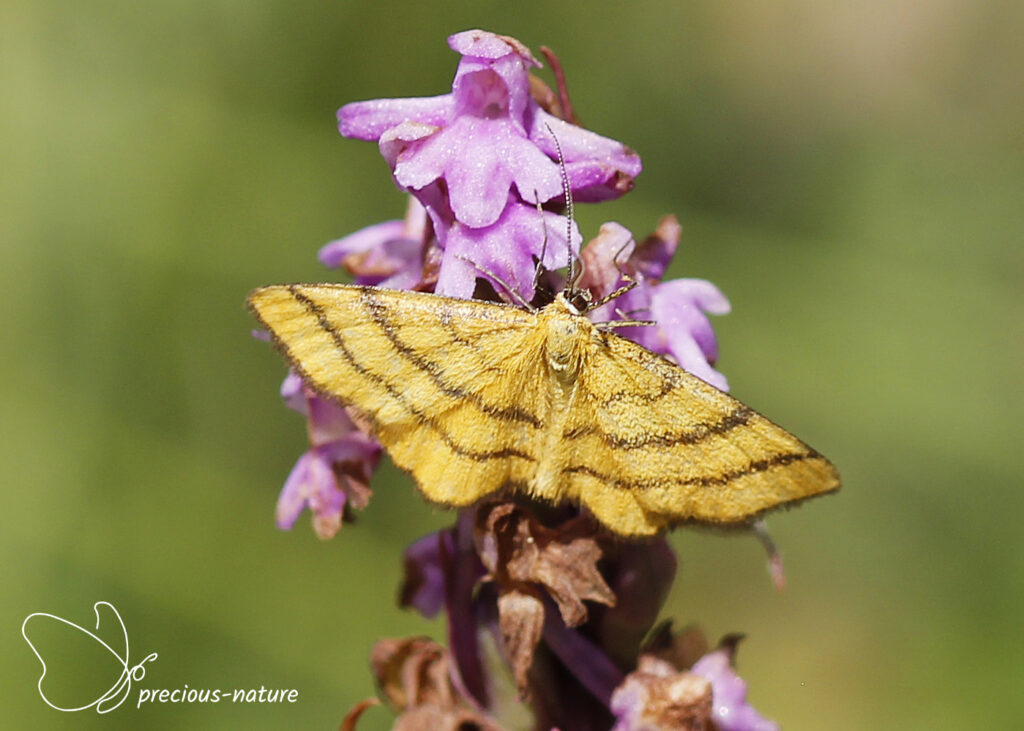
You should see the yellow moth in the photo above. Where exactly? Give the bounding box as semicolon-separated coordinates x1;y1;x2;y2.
248;283;839;536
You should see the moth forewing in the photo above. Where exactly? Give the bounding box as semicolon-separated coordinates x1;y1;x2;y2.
248;283;840;536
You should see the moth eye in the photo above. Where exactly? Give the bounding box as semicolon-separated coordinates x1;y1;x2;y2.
568;291;590;313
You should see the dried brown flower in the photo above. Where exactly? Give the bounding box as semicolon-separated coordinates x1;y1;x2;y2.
369;636;504;731
475;503;615;626
474;503;616;692
610;655;714;731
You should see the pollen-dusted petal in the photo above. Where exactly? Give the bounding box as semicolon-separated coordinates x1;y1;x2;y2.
393;116;562;229
435;199;578;302
448;29;541;66
690;645;779;731
338;95;450;141
433;124;516;225
332;32;644;304
431;241;477;299
530;111;642;201
452;64;513;120
449;31;536;137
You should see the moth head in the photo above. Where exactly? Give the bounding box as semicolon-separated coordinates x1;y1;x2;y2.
554;289;588;316
566;287;593;315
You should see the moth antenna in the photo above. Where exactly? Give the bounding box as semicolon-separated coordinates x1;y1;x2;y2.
611;235;636;271
544;122;579;293
532;190;549;292
595;317;655;331
583;233;644;313
588;279;639;311
454;254;535;311
617;306;653;318
611;235;639;291
613;307;642;321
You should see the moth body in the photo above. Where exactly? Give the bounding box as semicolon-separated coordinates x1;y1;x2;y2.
531;294;592;502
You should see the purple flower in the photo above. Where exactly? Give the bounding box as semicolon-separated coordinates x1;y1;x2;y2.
337;29;639;304
319;198;430;290
399;531;450;619
340;30;640;212
435;195;579;300
691;645;779;731
581;217;731;391
378;116;560;230
275;374;381;539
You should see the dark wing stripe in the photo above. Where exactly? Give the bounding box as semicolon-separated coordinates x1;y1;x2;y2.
597;378;676;407
286;286;535;463
563;406;754;449
360;289;544;429
563;450;821;490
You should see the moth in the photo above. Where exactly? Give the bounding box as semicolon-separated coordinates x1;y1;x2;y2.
248;283;839;536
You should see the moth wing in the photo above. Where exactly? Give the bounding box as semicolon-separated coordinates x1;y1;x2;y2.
248;284;549;505
565;333;840;535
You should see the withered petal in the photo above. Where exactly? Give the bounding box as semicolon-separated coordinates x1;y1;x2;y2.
369;636;454;711
476;502;615;628
497;587;546;695
339;697;380;731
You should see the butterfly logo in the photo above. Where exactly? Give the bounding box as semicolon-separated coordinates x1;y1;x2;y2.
21;601;158;713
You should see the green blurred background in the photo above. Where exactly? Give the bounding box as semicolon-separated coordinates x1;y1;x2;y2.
3;1;1021;728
